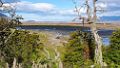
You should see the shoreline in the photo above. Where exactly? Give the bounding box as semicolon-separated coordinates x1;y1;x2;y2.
21;23;120;30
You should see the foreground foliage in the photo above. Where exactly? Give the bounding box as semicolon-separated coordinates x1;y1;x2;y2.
0;26;120;68
103;29;120;67
0;30;46;68
63;31;95;68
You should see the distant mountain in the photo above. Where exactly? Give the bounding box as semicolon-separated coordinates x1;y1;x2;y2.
26;20;36;23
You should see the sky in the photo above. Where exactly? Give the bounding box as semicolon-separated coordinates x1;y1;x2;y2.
2;0;120;22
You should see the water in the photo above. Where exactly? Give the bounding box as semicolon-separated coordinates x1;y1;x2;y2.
102;37;110;45
17;26;114;45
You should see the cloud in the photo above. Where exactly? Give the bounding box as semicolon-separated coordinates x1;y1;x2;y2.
100;10;120;17
0;1;77;21
19;13;74;21
1;0;120;21
101;0;120;11
16;1;55;13
16;0;120;21
96;3;107;8
10;1;76;16
2;0;20;3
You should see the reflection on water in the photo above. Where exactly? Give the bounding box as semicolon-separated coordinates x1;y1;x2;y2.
18;26;114;45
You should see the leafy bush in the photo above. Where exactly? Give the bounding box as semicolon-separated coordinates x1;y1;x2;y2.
103;29;120;67
1;30;46;67
63;31;95;68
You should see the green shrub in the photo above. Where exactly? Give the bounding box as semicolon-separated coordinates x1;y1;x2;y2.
2;30;46;67
63;31;95;68
103;29;120;67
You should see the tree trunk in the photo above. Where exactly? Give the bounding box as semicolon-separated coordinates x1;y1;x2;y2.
91;26;103;66
12;58;17;68
92;0;103;67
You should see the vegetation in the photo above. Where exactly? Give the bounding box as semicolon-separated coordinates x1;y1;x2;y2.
0;22;120;68
63;31;95;68
103;29;120;67
0;30;47;67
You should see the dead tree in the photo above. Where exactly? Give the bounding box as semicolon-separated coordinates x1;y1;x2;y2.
73;0;105;67
92;0;103;67
85;0;104;67
86;0;104;67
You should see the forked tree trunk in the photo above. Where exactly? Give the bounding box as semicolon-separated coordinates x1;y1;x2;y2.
91;25;103;66
86;0;104;67
92;0;103;67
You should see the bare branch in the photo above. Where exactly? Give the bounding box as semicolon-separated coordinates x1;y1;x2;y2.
72;0;86;25
0;0;3;7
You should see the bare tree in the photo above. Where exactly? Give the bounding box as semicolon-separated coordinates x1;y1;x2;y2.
92;0;104;67
85;0;105;67
73;0;106;67
72;0;86;27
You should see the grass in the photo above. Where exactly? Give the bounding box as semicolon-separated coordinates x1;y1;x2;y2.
28;30;69;65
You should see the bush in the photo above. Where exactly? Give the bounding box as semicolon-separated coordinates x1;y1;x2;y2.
63;31;95;68
1;30;46;67
103;29;120;67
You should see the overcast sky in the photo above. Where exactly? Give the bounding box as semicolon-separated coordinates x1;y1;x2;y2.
2;0;120;22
